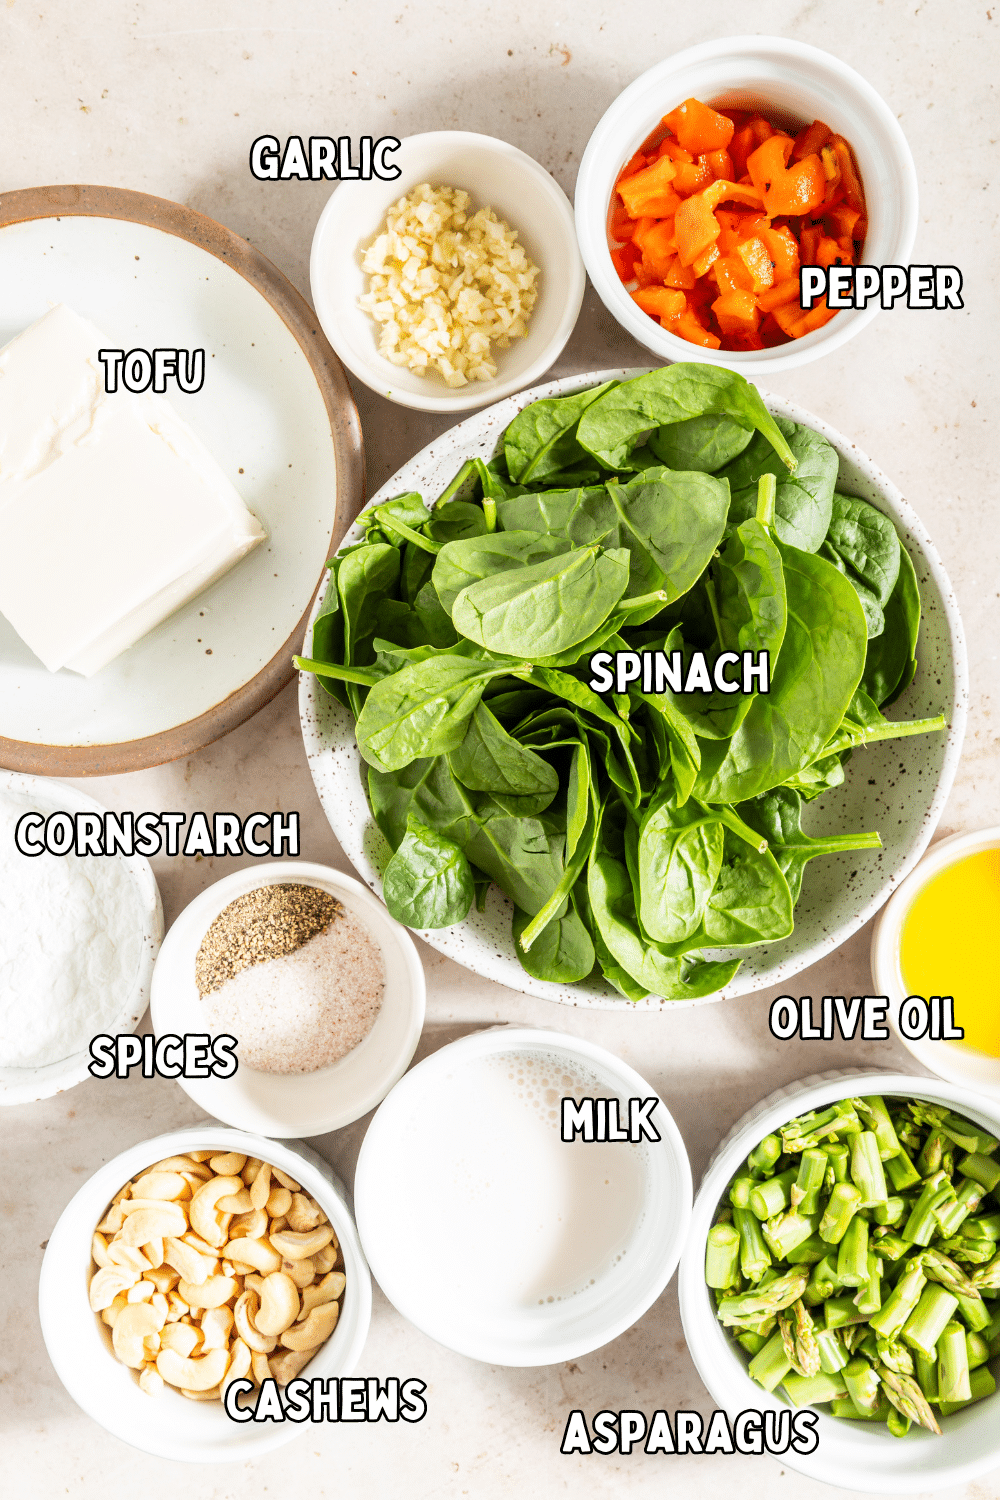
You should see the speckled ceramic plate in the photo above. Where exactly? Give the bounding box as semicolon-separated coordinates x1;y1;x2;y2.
0;186;364;775
299;370;968;1010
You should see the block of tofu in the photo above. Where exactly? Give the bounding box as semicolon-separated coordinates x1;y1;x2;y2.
0;304;266;676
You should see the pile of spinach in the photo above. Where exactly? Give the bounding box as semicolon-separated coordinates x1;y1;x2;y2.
297;365;945;1001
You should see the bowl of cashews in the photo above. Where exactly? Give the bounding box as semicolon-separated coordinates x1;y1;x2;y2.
39;1126;372;1461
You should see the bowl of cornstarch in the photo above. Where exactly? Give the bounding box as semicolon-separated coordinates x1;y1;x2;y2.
150;862;425;1135
1;771;163;1105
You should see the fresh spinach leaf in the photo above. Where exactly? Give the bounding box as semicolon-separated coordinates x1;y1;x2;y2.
693;542;868;803
356;657;519;772
575;364;796;474
826;493;901;605
432;531;568;615
338;543;402;715
637;791;725;944
412;580;460;647
504;381;618;483
452;544;630;658
862;544;920;707
513;901;595;983
603;467;730;600
647;412;753;473
425;500;488;545
721;418;839;553
463;800;566;916
448;701;559;798
310;562;347;705
382;819;475;928
737;786;881;904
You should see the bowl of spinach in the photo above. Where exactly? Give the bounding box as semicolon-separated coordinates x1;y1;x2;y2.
298;366;967;1009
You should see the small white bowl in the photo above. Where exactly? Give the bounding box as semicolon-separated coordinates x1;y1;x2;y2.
310;130;585;412
354;1026;691;1366
678;1069;1000;1494
0;771;163;1105
39;1125;372;1462
149;862;425;1136
872;827;1000;1099
575;36;918;374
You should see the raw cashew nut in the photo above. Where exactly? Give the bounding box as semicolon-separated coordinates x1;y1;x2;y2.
160;1322;201;1358
107;1242;152;1274
216;1188;253;1214
95;1202;126;1235
131;1172;191;1202
312;1244;337;1274
242;1157;264;1185
249;1164;272;1212
179;1275;238;1309
225;1236;282;1275
112;1302;165;1368
271;1168;301;1193
279;1300;339;1350
270;1226;333;1261
189;1176;242;1248
200;1306;234;1351
255;1273;300;1336
251;1349;272;1385
145;1265;180;1295
92;1232;112;1269
269;1347;314;1384
139;1366;164;1397
149;1156;213;1180
120;1204;187;1248
222;1337;252;1398
142;1239;164;1269
282;1256;316;1289
90;1265;140;1311
286;1194;322;1233
163;1236;217;1287
181;1230;220;1259
156;1347;229;1391
229;1208;268;1240
209;1153;247;1176
265;1187;292;1219
101;1291;130;1327
299;1271;346;1317
127;1280;156;1304
233;1291;277;1354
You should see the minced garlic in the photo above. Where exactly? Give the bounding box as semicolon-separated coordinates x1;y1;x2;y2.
358;183;540;387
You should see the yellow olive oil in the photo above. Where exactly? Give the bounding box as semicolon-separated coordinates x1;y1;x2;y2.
899;848;1000;1057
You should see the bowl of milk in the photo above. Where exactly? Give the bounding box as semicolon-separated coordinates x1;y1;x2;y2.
354;1026;692;1365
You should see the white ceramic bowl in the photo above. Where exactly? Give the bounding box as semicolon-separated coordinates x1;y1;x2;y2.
354;1026;691;1365
576;36;918;374
299;369;967;1010
872;827;1000;1099
0;771;163;1104
39;1125;372;1462
310;130;585;412
678;1069;1000;1493
149;862;425;1136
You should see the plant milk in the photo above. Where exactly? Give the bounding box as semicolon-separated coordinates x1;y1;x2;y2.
378;1049;646;1315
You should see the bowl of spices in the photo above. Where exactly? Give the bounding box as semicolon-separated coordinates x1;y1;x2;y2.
1;771;163;1105
150;863;425;1136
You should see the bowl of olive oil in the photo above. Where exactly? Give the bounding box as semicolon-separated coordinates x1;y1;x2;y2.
872;827;1000;1095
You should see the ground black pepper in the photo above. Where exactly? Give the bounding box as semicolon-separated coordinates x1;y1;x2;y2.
195;883;342;997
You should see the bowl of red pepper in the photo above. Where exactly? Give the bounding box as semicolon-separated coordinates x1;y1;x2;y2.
575;36;918;372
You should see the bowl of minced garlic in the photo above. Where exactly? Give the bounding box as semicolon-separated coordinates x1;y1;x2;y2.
149;863;426;1136
310;130;585;412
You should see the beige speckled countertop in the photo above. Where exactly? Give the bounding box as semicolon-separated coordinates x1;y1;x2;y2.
2;1;998;1496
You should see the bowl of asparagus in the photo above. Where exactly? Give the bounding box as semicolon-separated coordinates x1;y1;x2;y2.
678;1071;1000;1492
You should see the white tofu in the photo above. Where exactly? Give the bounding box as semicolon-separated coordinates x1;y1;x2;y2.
0;304;266;676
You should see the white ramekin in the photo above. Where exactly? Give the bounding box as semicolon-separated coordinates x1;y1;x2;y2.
355;1025;692;1365
872;827;1000;1099
39;1125;372;1462
575;37;918;374
311;130;585;412
0;770;163;1105
150;862;425;1136
678;1070;1000;1493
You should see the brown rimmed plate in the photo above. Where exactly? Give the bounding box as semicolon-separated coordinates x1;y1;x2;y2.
0;185;364;775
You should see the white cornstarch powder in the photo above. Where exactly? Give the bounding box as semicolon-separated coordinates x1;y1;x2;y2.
0;791;144;1067
201;908;385;1074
